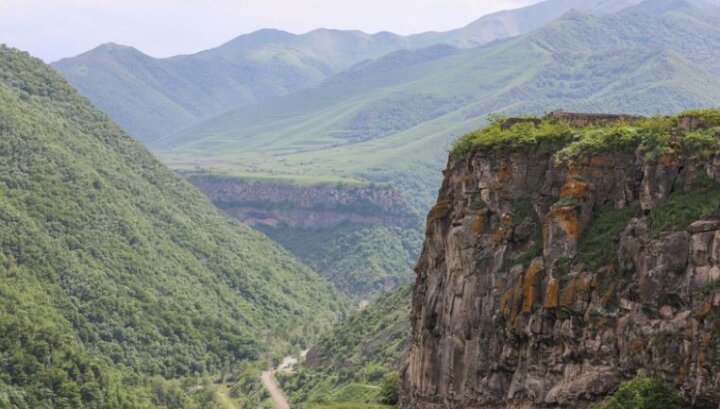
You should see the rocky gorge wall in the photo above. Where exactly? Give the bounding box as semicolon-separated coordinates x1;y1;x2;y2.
401;116;720;408
185;174;419;229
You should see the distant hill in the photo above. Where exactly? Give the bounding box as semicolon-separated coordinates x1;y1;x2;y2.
51;0;642;144
0;45;344;408
159;1;720;210
50;31;409;143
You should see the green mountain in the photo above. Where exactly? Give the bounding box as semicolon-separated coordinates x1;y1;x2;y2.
51;30;409;143
51;0;641;145
278;286;412;408
407;0;642;48
0;45;345;408
159;2;720;209
52;34;401;145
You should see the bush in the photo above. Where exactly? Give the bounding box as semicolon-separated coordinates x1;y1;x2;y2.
379;372;400;405
591;376;681;409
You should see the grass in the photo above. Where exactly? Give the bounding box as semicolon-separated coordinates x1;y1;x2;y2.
450;118;574;159
590;375;681;409
648;173;720;238
577;203;641;269
448;109;720;166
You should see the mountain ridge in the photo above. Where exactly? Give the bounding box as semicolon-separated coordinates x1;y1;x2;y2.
52;0;646;144
154;2;720;217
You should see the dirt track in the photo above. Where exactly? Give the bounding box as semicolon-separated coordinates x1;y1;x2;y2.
261;370;290;409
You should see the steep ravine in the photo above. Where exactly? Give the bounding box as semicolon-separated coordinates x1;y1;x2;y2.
401;113;720;408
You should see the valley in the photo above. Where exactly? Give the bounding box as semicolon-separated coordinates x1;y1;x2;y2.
3;0;720;408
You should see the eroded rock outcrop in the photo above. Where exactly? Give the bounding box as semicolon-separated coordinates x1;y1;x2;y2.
401;114;720;408
184;174;418;229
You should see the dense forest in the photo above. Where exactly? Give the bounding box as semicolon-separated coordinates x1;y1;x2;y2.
0;45;347;408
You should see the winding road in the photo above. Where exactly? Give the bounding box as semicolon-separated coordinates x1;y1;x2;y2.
261;370;291;409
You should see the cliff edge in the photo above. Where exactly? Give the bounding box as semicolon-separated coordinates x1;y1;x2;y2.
401;111;720;408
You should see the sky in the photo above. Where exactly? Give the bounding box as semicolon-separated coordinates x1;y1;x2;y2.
0;0;541;62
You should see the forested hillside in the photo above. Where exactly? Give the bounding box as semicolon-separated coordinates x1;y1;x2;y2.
279;286;412;408
0;45;345;408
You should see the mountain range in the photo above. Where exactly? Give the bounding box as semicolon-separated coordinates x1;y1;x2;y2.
52;0;647;144
142;0;720;210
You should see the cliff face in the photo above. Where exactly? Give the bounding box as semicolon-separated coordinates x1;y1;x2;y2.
186;174;418;229
402;114;720;408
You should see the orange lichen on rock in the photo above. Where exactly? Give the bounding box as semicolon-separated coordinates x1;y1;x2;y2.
544;278;560;309
659;151;678;166
429;200;451;220
590;154;616;167
472;215;486;233
559;275;590;308
559;179;589;199
498;158;512;183
521;260;543;313
500;288;514;317
547;206;581;240
494;226;513;245
628;339;646;354
695;298;713;318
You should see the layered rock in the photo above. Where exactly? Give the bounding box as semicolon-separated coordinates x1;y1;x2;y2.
401;117;720;408
184;174;418;229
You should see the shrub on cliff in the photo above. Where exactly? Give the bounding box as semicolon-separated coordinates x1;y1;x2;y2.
591;376;681;409
450;110;720;162
379;372;400;405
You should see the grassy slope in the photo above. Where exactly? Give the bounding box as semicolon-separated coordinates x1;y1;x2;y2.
0;45;346;408
159;5;720;210
278;286;412;408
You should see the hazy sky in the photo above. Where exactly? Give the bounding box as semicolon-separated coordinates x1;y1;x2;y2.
0;0;541;62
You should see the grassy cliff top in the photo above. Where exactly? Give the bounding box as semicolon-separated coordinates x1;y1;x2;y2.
450;109;720;162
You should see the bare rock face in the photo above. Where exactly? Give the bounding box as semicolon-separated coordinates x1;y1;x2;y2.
183;174;419;229
401;140;720;408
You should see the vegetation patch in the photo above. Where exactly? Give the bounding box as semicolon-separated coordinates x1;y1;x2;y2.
590;375;681;409
279;287;412;408
450;115;573;160
577;203;641;269
648;173;720;238
451;110;720;164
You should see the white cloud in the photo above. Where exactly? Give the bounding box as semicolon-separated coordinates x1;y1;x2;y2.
0;0;541;62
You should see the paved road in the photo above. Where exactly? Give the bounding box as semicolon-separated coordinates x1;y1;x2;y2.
261;370;290;409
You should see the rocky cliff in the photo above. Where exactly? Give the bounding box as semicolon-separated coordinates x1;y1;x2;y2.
185;174;418;229
185;173;422;299
401;112;720;408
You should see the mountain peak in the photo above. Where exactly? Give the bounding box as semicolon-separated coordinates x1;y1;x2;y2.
93;42;138;53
